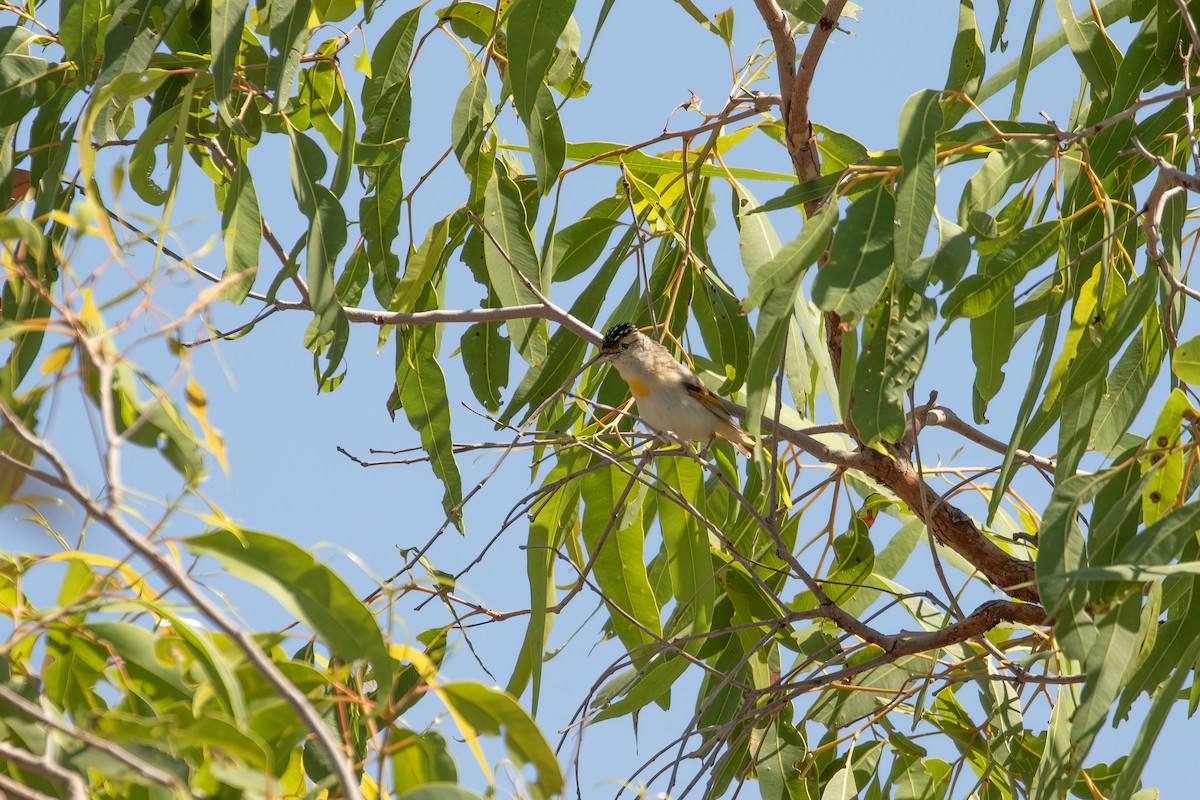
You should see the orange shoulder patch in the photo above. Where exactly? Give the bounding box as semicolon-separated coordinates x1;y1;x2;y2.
628;379;648;398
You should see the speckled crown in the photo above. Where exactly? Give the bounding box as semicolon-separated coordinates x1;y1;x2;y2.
601;321;639;350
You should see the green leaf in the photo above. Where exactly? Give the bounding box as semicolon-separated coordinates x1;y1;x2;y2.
988;297;1063;522
941;219;1060;321
392;215;452;313
499;222;633;424
1052;0;1121;97
813;124;868;177
0;27;63;126
545;198;623;282
211;0;251;100
1063;594;1143;791
582;464;660;662
439;682;564;799
894;90;942;277
1113;635;1200;800
750;174;843;214
1054;265;1160;401
95;0;186;93
1037;472;1108;617
218;153;261;304
128;102;179;206
694;269;751;395
976;0;1132;105
509;453;582;711
528;84;565;195
851;287;934;444
590;655;688;722
460;322;509;414
656;457;714;642
1093;327;1163;454
811;183;895;316
0;390;40;507
940;0;985;127
756;716;808;800
187;527;394;689
482;168;547;364
391;732;458;795
1172;332;1200;384
824;516;876;605
553;141;795;182
451;58;494;207
1009;0;1046;117
396;324;464;531
957;139;1053;237
506;0;575;125
970;291;1014;421
267;0;313;111
289;128;348;353
60;0;106;81
746;203;837;435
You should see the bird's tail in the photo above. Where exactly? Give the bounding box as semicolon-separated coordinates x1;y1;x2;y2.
718;419;755;458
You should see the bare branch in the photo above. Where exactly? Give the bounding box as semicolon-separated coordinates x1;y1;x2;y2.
919;404;1059;474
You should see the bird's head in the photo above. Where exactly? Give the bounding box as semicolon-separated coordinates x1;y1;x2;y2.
600;321;642;361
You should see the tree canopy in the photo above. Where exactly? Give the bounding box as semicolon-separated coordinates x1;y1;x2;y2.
2;0;1200;798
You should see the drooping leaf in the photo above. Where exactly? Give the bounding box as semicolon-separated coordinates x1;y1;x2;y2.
581;463;660;663
506;0;575;126
811;183;895;317
851;287;934;444
439;682;564;800
187;527;395;689
746;203;837;435
481;168;547;365
941;220;1060;321
267;0;314;111
894;90;942;277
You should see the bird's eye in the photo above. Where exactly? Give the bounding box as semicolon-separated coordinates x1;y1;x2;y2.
621;342;630;350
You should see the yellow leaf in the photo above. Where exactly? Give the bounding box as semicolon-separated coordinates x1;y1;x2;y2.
354;44;371;78
186;378;228;473
39;343;74;376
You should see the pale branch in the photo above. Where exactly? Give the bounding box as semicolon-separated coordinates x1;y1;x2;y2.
0;685;178;789
0;772;57;800
343;302;602;345
752;0;796;120
1057;85;1200;146
0;742;87;800
0;411;365;800
1131;136;1200;343
1175;0;1200;64
918;404;1059;474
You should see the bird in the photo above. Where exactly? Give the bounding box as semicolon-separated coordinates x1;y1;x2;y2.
598;322;755;457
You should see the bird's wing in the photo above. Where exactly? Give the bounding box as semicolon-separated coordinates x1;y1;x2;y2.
683;379;736;421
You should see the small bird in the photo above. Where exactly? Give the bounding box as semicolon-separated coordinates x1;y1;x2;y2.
599;322;755;457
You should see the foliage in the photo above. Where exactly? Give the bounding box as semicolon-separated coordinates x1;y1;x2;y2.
1;0;1200;798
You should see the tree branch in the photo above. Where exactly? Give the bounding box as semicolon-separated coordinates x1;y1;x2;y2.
0;411;365;800
0;685;179;790
0;742;87;800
